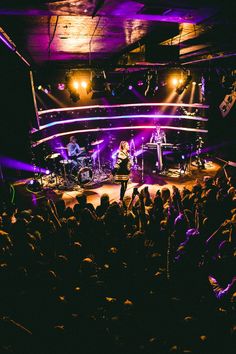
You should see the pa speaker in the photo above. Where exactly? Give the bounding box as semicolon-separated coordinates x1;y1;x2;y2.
219;91;236;118
145;44;179;63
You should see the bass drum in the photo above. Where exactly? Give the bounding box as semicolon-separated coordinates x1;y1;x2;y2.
77;167;93;185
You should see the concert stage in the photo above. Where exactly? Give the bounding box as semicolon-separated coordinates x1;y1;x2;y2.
13;160;220;210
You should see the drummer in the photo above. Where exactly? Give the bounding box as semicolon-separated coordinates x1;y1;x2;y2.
67;136;82;166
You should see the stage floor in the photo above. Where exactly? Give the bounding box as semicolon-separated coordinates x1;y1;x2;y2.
14;161;221;210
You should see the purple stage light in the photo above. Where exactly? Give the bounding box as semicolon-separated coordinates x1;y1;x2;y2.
128;85;133;90
0;156;48;174
91;149;100;160
132;130;152;149
111;149;119;160
134;149;144;157
186;142;227;158
91;140;106;160
51;139;68;160
137;80;144;86
57;83;65;91
163;150;173;156
131;87;146;101
32;193;38;206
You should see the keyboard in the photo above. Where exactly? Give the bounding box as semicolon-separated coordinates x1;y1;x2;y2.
143;143;179;150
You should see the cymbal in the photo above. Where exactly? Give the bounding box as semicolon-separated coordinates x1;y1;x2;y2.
91;139;104;146
55;146;67;150
46;153;60;159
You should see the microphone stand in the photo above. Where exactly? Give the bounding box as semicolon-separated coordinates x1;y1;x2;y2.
141;137;144;183
187;144;193;176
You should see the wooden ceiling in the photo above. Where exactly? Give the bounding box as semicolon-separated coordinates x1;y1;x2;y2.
0;0;235;68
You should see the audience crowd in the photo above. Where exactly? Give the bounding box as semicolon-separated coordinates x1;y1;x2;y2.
0;175;235;354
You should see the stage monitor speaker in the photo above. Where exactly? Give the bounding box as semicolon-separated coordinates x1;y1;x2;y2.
219;91;236;118
145;44;179;63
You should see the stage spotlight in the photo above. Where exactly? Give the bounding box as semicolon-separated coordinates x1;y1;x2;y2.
37;85;42;90
45;169;50;175
81;80;88;89
176;72;192;95
172;78;178;86
72;81;80;90
137;80;144;86
57;83;65;91
192;81;196;85
27;179;41;192
128;85;133;90
43;85;51;94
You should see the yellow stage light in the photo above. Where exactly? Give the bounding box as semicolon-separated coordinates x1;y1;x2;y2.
72;81;80;90
81;80;88;89
172;78;178;86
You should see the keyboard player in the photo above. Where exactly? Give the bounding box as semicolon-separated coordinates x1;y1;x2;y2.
150;126;166;171
150;125;166;144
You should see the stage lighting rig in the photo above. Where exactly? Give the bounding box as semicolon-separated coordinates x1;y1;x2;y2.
65;71;80;102
70;92;80;102
26;178;41;192
37;84;51;94
176;70;192;95
144;70;159;97
90;71;110;99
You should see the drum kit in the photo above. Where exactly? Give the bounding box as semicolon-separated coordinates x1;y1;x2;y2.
43;139;111;190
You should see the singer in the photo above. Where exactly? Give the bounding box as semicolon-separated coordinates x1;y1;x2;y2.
112;141;132;200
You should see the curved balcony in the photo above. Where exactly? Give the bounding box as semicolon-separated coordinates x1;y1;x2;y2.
32;103;209;147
